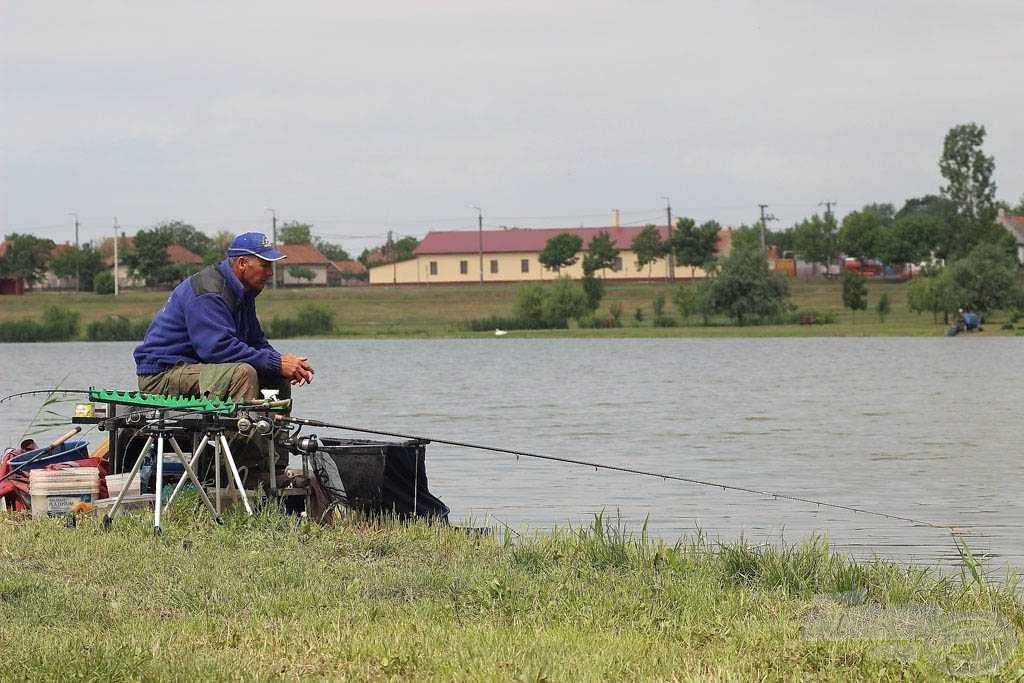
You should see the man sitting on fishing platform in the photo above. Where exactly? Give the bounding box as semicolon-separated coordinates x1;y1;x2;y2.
133;231;315;402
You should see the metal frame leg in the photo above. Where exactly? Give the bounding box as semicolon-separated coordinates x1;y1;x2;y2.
166;433;210;507
219;434;253;516
153;435;165;534
102;435;153;527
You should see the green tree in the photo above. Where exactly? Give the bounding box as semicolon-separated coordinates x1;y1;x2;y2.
539;233;583;271
876;292;891;322
279;221;313;244
126;228;188;286
729;224;762;252
581;274;604;312
877;214;942;267
630;224;664;278
699;246;789;325
671;218;719;278
0;233;56;285
153;221;211;257
792;214;838;275
387;236;419;262
907;272;957;323
206;230;235;263
513;282;546;321
49;244;106;291
861;203;896;225
673;284;698;322
287;265;316;282
838;211;883;265
939;123;1000;259
315;239;350;261
541;277;589;326
945;242;1021;313
582;230;619;276
93;269;115;295
1011;194;1024;214
842;271;868;317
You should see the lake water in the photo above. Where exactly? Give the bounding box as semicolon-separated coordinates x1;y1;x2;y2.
2;338;1021;574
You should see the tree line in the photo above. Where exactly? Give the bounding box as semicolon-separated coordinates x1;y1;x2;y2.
0;219;358;290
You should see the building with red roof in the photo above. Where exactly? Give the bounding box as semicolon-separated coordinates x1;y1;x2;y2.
368;224;734;285
275;243;331;286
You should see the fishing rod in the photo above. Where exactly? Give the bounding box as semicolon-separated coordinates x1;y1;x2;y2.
0;389;90;405
282;416;960;534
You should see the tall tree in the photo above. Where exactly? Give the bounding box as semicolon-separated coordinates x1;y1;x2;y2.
946;242;1021;313
728;224;762;252
860;203;896;225
582;230;619;276
153;221;211;257
279;221;313;244
838;210;883;265
671;218;719;278
792;214;838;275
538;233;583;271
939;123;1000;259
842;271;868;318
877;214;942;267
631;224;664;279
0;233;55;285
49;244;106;290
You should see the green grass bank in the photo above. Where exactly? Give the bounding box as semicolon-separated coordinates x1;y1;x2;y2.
0;508;1021;680
2;279;1018;339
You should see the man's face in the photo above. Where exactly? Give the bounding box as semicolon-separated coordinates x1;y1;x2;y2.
236;255;274;291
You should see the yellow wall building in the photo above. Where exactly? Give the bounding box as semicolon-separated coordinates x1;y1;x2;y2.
369;226;733;285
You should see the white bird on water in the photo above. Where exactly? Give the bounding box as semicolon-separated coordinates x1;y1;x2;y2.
494;329;508;336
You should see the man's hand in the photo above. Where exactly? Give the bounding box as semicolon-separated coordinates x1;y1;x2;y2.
280;354;314;385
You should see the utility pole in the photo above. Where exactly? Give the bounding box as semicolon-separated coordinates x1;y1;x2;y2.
387;229;397;287
68;212;80;291
758;204;777;255
266;208;277;289
661;196;674;281
818;201;837;276
469;205;483;284
113;217;120;296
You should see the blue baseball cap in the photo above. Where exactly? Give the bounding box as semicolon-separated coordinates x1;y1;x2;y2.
227;232;286;261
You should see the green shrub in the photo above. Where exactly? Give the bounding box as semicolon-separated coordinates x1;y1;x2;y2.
0;305;80;342
576;313;621;329
581;274;604;312
608;302;623;326
513;282;547;321
86;316;151;341
94;270;115;295
512;278;588;327
652;316;676;327
267;302;336;338
775;309;838;325
652;294;666;317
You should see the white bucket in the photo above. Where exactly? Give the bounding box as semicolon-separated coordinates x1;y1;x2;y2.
105;472;141;499
29;467;101;518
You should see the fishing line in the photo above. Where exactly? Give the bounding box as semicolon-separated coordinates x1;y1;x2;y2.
0;392;962;536
283;417;961;536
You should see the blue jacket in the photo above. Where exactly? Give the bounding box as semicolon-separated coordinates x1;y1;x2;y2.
134;260;281;376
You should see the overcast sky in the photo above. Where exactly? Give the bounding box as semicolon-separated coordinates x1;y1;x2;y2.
2;1;1022;253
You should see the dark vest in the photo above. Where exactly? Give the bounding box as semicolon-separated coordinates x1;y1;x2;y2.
189;265;238;315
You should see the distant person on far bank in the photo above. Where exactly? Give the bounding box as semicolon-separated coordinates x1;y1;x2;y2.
133;232;314;401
